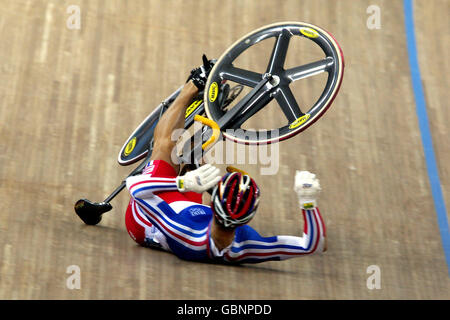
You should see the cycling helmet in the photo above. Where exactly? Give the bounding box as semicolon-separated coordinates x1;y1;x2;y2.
211;172;260;228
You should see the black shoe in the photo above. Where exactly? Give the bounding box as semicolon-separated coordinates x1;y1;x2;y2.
187;54;216;91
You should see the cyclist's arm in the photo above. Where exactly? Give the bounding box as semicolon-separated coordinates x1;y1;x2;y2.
150;81;198;174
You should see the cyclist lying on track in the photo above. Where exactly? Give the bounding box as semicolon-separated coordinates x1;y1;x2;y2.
124;57;327;264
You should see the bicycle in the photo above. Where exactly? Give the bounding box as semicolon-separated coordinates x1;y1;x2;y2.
74;21;345;225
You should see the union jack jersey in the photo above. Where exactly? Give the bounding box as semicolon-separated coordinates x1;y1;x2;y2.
125;160;326;264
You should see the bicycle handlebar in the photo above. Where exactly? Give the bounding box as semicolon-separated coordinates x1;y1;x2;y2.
194;115;221;151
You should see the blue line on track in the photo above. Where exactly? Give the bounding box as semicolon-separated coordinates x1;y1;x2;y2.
403;0;450;276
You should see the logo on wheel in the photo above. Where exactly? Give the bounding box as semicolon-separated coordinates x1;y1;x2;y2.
289;114;310;129
209;82;218;102
300;27;319;39
124;137;137;156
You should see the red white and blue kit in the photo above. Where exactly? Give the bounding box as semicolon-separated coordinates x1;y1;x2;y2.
125;160;326;264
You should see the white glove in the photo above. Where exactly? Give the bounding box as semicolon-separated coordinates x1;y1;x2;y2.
176;164;221;193
294;171;321;209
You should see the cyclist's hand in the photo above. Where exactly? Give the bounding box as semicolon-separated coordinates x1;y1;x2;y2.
176;164;221;193
294;171;321;209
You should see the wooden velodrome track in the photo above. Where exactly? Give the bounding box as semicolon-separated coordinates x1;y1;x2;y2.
0;0;449;299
